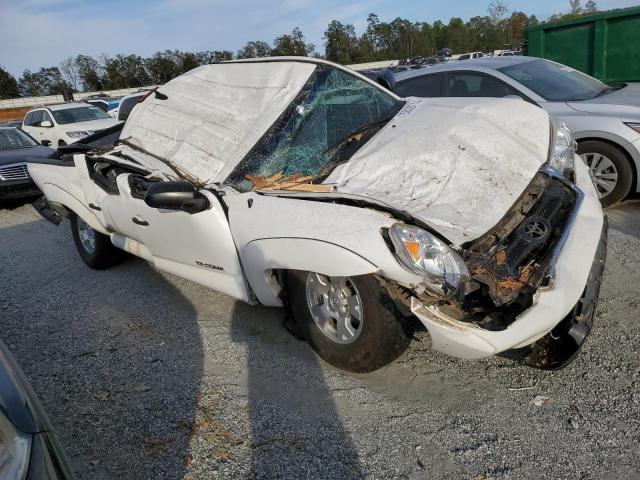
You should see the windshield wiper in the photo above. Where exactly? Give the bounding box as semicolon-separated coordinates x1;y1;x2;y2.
594;86;615;98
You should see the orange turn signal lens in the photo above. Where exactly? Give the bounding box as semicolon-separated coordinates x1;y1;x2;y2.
403;240;421;261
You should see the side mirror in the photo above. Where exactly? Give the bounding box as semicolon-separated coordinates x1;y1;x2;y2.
40;120;52;128
144;180;209;214
41;139;52;146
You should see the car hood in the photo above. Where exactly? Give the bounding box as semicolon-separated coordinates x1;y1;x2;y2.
567;83;640;117
0;145;55;165
325;97;551;245
61;118;118;134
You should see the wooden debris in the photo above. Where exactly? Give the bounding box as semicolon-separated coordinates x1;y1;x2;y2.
245;171;332;192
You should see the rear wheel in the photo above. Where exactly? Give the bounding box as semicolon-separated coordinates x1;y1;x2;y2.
578;140;633;208
70;213;123;269
287;271;412;372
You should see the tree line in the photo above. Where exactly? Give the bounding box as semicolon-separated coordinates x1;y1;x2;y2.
0;0;599;99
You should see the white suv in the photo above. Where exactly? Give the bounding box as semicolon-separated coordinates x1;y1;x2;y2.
22;103;117;147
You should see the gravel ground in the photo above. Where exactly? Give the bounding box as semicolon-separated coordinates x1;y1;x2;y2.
1;201;639;479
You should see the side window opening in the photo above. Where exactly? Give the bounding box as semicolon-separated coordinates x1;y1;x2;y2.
447;73;519;98
396;75;442;98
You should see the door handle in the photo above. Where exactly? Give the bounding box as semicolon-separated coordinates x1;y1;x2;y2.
89;203;101;211
132;216;149;226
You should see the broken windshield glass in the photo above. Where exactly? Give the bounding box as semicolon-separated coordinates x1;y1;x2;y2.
225;65;403;192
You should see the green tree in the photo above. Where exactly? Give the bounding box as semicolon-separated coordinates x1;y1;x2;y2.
442;18;474;54
272;27;314;56
74;55;102;92
144;50;182;84
18;67;69;97
236;41;272;59
324;20;359;64
197;50;233;63
0;66;20;99
102;54;149;89
507;11;530;44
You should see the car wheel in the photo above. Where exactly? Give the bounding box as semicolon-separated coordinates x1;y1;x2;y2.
70;213;123;269
287;271;413;372
577;141;633;208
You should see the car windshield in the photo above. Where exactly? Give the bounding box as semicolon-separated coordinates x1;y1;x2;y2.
51;106;111;124
498;59;610;101
0;128;39;150
225;66;403;192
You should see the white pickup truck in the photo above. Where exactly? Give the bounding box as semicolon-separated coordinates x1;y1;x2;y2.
28;58;606;372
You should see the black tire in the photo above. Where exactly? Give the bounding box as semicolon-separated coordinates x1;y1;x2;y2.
287;271;413;373
577;140;633;208
70;213;123;269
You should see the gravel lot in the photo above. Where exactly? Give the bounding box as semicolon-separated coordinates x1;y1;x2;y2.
1;201;639;479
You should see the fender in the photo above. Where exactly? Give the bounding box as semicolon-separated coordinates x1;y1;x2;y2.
38;183;108;234
28;162;109;235
242;237;378;306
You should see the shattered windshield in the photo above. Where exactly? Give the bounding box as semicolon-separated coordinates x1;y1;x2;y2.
225;65;403;192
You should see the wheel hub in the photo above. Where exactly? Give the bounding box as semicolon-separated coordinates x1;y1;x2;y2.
580;152;618;199
305;273;363;345
77;217;96;254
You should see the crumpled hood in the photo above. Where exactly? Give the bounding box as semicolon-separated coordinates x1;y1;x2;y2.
326;97;551;245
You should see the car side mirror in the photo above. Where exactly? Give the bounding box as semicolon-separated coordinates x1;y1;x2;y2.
144;180;209;214
41;139;52;146
40;120;52;128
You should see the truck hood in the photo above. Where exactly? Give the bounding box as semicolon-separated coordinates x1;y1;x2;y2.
326;98;551;245
567;83;640;118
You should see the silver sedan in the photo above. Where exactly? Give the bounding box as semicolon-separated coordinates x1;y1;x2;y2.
395;56;640;207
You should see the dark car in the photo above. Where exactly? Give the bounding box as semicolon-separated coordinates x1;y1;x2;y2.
0;120;24;128
0;127;55;201
0;340;74;479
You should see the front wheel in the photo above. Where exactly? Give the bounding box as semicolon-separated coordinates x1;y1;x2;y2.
287;271;413;372
70;213;123;269
577;141;633;208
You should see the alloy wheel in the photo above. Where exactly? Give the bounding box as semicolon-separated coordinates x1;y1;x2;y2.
580;152;618;198
305;273;363;345
77;217;96;254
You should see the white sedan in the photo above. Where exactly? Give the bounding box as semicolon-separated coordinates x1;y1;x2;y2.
28;58;606;372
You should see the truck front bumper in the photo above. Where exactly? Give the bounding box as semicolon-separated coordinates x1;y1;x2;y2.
411;158;606;367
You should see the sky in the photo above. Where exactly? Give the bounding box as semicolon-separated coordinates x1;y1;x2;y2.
1;0;638;78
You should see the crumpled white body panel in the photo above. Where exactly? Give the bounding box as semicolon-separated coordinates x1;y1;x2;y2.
121;62;316;182
326;97;551;245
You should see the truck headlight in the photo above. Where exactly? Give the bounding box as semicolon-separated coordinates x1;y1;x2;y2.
388;223;469;293
549;117;575;177
65;130;90;139
0;410;31;480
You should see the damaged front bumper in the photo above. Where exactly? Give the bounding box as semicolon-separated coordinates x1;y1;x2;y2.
411;158;606;367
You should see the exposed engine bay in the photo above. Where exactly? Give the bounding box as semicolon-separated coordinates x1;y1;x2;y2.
421;169;579;332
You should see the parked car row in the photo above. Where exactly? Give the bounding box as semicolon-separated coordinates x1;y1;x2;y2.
26;57;606;375
0;127;54;201
394;56;640;207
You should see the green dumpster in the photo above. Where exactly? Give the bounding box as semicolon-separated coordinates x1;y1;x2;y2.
526;6;640;83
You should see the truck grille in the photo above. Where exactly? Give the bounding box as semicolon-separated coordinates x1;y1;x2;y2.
0;163;30;181
465;167;580;307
